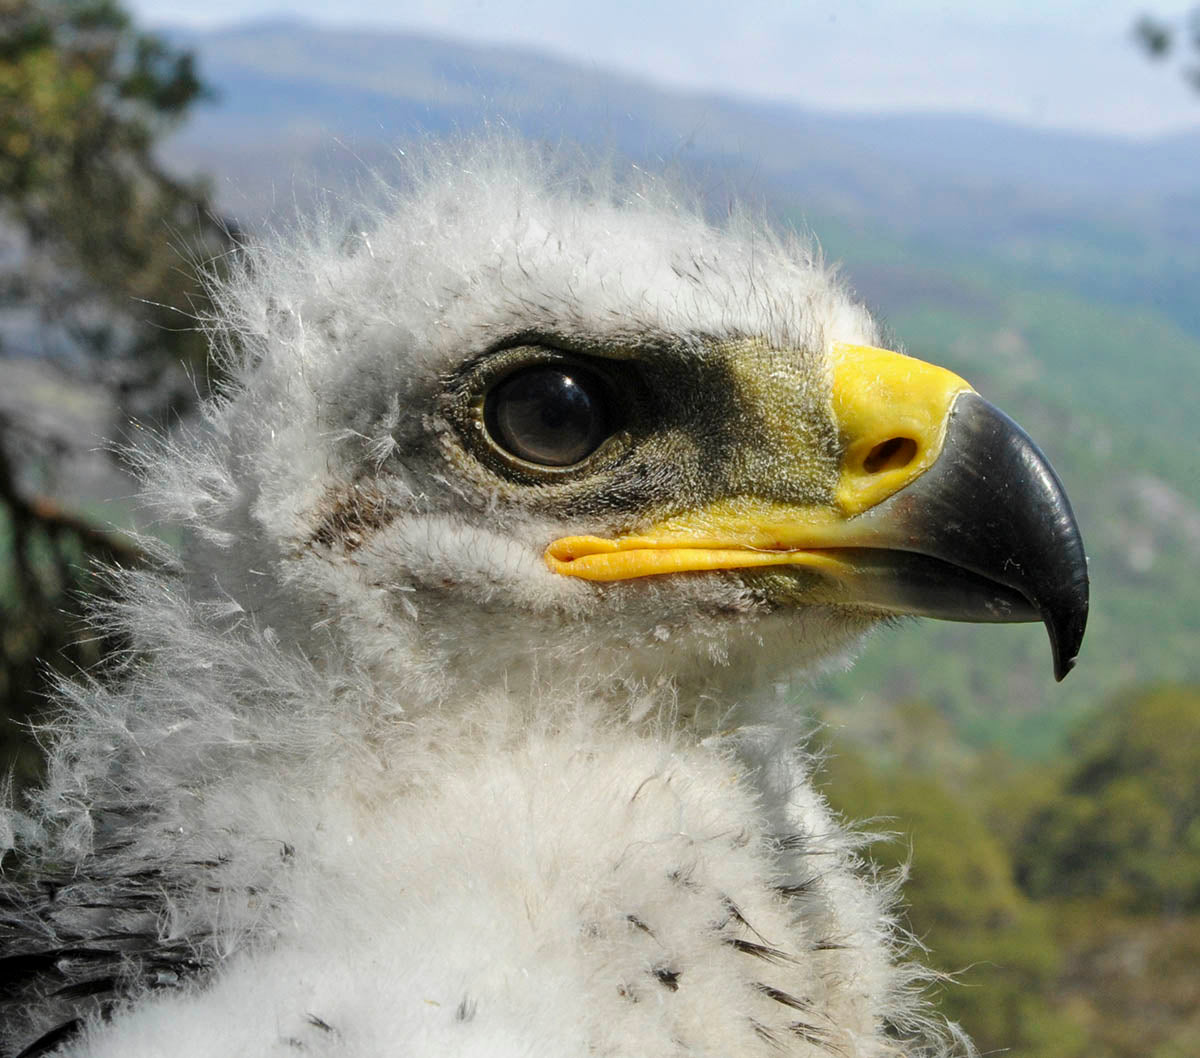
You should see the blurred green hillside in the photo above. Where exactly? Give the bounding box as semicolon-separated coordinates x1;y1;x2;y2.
819;685;1200;1057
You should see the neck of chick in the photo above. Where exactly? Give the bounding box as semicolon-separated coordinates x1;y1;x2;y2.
17;538;921;1057
82;580;907;1057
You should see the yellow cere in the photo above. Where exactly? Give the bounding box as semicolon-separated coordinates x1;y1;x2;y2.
545;342;975;582
830;342;972;515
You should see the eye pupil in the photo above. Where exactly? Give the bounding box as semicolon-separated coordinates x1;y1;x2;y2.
486;366;609;467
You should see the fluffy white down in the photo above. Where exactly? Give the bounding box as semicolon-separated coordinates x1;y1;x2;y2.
3;139;969;1057
68;726;909;1058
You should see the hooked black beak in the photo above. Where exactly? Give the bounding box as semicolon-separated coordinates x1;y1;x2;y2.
855;391;1089;680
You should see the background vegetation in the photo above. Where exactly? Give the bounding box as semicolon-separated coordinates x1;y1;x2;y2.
1;3;1196;1055
820;685;1200;1057
0;0;230;784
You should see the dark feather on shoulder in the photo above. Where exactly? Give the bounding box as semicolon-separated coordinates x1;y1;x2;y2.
0;854;214;1058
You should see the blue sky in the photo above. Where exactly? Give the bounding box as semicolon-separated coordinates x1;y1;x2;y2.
128;1;1200;137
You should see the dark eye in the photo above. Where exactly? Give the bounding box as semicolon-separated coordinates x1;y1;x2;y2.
484;365;611;466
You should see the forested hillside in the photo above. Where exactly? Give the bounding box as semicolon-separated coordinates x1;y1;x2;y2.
821;685;1200;1056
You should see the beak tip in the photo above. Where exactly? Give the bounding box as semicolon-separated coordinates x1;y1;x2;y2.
1048;594;1088;682
1053;655;1075;683
932;391;1090;686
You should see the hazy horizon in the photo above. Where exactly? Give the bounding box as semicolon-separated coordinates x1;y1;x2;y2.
131;2;1200;140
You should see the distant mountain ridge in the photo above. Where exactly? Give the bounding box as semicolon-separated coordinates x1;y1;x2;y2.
163;17;1200;210
161;19;1200;345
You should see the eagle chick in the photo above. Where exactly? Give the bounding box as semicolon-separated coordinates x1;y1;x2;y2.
0;139;1085;1058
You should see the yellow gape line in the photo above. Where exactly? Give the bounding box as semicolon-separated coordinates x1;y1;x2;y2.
545;343;974;582
544;534;851;582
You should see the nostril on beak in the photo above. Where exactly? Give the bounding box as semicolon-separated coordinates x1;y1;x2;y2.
863;437;918;475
